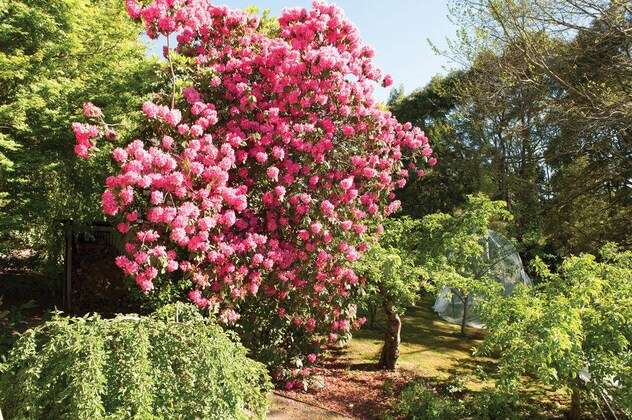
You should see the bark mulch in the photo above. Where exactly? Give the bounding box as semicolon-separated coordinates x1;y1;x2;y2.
276;348;415;420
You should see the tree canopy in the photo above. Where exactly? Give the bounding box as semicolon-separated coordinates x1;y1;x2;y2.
0;0;157;260
393;0;631;259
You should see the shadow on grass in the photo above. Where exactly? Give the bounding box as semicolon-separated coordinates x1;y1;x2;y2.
352;298;485;364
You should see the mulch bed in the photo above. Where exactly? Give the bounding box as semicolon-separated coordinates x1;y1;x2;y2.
277;349;415;419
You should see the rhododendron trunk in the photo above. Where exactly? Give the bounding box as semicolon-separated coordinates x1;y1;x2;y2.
72;0;433;380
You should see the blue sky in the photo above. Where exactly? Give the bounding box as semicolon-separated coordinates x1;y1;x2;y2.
147;1;459;101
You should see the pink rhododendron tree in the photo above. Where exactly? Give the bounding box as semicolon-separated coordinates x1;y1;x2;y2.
73;0;433;386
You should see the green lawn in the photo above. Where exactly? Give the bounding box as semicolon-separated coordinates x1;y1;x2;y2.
348;297;493;390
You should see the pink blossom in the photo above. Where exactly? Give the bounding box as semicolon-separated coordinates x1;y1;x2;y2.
142;101;159;118
320;200;335;216
310;222;322;235
105;129;118;141
74;144;89;159
165;109;182;127
341;125;355;136
83;102;103;118
382;74;394;88
112;148;128;162
125;0;142;18
151;190;164;205
274;186;286;199
189;289;209;308
162;135;174;149
266;167;279;181
117;223;130;234
340;176;354;190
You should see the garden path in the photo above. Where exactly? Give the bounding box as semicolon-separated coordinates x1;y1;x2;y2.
268;392;352;419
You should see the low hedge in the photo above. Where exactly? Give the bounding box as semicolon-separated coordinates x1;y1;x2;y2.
0;303;271;419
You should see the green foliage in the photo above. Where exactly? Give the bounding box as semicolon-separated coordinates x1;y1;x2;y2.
0;303;272;419
396;379;547;420
235;296;327;378
395;379;465;420
395;380;529;420
355;217;426;316
0;0;158;264
244;7;280;36
477;245;632;416
467;388;521;420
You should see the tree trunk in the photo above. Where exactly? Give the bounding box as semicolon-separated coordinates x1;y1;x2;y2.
368;305;377;329
460;295;469;336
378;300;401;370
570;377;581;420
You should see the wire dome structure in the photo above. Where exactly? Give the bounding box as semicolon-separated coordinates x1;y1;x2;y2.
433;230;532;329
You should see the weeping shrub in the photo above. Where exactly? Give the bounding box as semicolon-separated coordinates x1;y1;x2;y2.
0;303;271;419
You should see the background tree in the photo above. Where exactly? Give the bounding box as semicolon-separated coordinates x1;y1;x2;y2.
355;217;426;369
390;73;487;219
391;65;550;263
419;194;511;335
393;0;630;262
444;0;632;257
477;245;632;419
0;0;157;265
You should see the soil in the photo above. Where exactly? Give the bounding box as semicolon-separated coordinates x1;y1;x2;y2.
268;392;352;419
276;348;415;419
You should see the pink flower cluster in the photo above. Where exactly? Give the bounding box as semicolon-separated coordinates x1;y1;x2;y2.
72;102;118;158
76;0;433;372
72;122;100;158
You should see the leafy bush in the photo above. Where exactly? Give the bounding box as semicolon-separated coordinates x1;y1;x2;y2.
477;245;632;417
396;379;464;420
0;303;271;419
468;388;520;420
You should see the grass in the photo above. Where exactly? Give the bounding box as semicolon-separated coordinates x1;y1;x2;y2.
348;297;494;391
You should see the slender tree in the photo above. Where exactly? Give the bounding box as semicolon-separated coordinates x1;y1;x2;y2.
419;194;511;335
355;217;425;369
